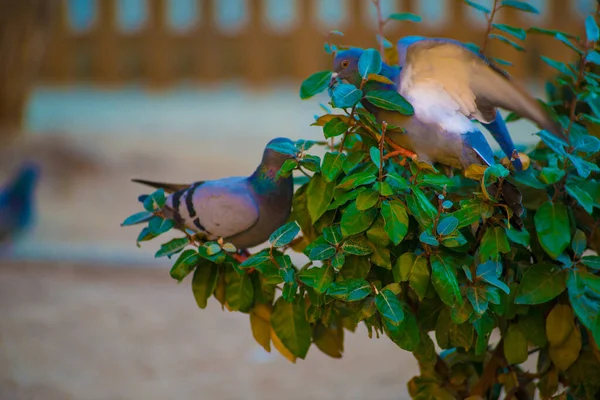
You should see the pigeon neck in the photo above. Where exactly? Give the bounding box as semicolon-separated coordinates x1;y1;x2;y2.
249;162;284;195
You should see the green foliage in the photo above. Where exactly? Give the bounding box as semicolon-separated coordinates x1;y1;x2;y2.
120;2;600;399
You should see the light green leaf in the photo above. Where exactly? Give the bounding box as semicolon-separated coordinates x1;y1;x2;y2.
356;188;379;211
225;269;254;312
375;289;405;325
298;264;334;294
504;324;528;365
321;152;346;183
363;90;414;115
307;174;334;223
480;226;511;261
341;201;377;237
492;23;526;40
381;199;409;245
300;70;332;99
586;14;599;42
342;236;373;256
501;0;539;13
122;211;153;226
323;225;343;245
566;184;594;215
155;237;190;258
269;222;300;247
332;83;362;108
430;253;462;306
271;297;311;358
358;48;382;79
323;117;349;139
170;249;200;281
191;259;219;309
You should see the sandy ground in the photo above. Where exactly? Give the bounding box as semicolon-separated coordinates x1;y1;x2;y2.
0;261;418;400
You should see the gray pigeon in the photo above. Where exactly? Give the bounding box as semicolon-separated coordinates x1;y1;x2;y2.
132;137;297;249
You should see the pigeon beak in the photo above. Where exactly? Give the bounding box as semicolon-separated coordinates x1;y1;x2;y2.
329;72;339;89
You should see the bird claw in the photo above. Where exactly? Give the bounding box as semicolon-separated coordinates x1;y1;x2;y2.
384;137;417;160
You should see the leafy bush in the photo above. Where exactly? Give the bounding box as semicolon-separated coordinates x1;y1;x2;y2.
123;1;600;398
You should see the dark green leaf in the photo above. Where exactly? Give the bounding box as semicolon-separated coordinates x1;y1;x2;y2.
501;0;539;13
568;154;600;178
376;289;405;325
332;83;362;108
464;0;490;13
321;152;346;182
277;159;297;179
341;202;377;237
136;227;156;245
381;199;409;245
515;263;566;304
492;23;526;40
336;171;377;190
323;117;349;138
271;297;311;358
582;255;600;270
369;146;381;169
309;244;337;261
300;70;332;99
307;174;334;223
388;12;421;22
394;253;430;301
298;264;334;294
358;48;382;79
342;236;373;256
505;227;530;247
535;201;570;259
155;237;190;258
122;211;153;226
540;56;574;77
539;167;565;184
143;189;166;211
323;225;343;245
477;260;510;294
586;14;599;42
431;253;462;306
363;90;414;114
436;216;459;236
356;188;379;211
572;230;587;257
480;226;511;261
467;286;489;315
225;270;254;312
191;259;219;309
170;249;200;281
419;231;439;246
327;278;373;301
269;222;300;247
489;34;525;51
384;311;420;351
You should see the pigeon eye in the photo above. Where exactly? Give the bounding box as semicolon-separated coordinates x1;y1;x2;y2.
341;60;350;69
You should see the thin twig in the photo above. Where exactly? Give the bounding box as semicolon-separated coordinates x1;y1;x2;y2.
371;0;386;56
480;0;500;55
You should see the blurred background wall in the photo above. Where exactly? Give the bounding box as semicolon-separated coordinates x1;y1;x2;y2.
0;1;595;400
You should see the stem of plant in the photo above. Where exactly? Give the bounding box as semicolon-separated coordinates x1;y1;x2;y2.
480;0;500;55
371;0;386;57
379;121;387;181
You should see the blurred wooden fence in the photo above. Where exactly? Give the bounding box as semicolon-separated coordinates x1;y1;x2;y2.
36;0;593;88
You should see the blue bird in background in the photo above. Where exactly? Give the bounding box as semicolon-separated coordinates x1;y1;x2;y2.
0;162;40;247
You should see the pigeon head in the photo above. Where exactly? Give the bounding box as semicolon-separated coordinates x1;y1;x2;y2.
331;48;364;89
262;137;298;169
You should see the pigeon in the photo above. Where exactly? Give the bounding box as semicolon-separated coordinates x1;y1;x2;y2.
0;162;40;246
132;137;298;249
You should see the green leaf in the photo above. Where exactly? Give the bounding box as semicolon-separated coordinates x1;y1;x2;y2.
467;286;489;315
369;146;381;169
568;154;600;178
121;211;153;226
504;324;528;365
408;187;438;227
586;14;599;42
143;189;166;211
136;227;156;245
323;225;343;245
191;259;219;309
582;255;600;270
567;269;600;329
356;188;379;211
540;56;573;77
321;152;345;182
505;227;530;247
358;48;382;79
418;173;454;188
388;12;421;22
384;311;421;351
480;226;511;261
170;249;200;281
225;270;254;312
307;174;334;223
298;264;334;294
464;0;490;14
341;201;377;237
556;33;583;54
277;159;297;179
381;199;409;245
308;244;337;261
269;222;300;247
436;216;458;236
327;278;373;301
155;237;190;258
331;251;345;269
271;297;311;359
332;83;363;108
342;236;373;256
313;323;343;359
489;34;525;51
477;261;510;294
419;231;439;246
535;201;571;259
431;253;462;306
393;253;430;300
363;90;414;114
549;327;582;371
572;229;587;257
515;263;566;305
375;289;405;325
336;171;377;190
539;167;565;184
323;117;349;139
501;0;539;13
492;23;526;40
300;70;332;99
566;184;594;215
